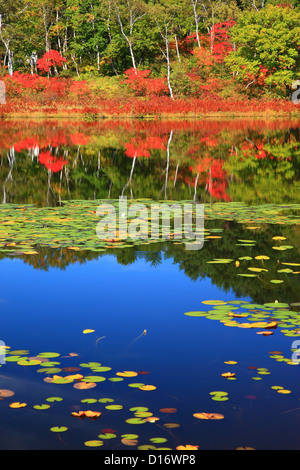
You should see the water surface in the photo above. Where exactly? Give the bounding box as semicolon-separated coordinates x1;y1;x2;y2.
0;118;299;450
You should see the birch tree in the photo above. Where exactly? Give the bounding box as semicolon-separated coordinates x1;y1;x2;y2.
112;0;147;71
0;13;13;75
190;0;203;48
149;1;179;99
0;0;29;75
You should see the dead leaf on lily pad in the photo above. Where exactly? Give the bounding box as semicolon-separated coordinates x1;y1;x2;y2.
9;402;27;408
176;445;199;450
43;374;63;383
71;410;101;419
0;389;15;398
228;312;248;318
238;321;277;329
236;446;255;450
256;331;274;336
145;417;160;423
64;374;84;381
116;371;138;378
193;413;224;420
121;438;138;446
139;385;156;391
73;381;97;390
159;408;177;413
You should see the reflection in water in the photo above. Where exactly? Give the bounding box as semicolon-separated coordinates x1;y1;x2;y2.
0;119;300;450
0;119;299;206
1;220;298;305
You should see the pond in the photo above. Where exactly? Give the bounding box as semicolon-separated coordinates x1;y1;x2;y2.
0;118;299;450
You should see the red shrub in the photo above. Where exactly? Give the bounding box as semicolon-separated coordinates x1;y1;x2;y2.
37;50;67;74
123;68;168;97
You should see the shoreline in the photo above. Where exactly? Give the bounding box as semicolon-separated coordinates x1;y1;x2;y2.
1;96;299;121
1;111;300;120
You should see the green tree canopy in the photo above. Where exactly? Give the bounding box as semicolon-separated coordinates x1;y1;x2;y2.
225;4;300;96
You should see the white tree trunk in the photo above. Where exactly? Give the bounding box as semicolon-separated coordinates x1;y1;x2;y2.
191;0;201;48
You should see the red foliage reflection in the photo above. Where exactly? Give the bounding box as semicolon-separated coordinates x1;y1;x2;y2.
38;151;68;173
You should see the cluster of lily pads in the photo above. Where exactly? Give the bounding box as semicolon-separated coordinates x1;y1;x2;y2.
1;306;300;450
2;338;297;451
0;199;299;450
184;300;300;339
0;345;218;450
0;200;299;255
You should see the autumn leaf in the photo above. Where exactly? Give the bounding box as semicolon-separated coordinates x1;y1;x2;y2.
138;385;156;391
71;410;101;419
176;445;199;450
0;389;15;398
116;371;138;377
73;381;97;389
221;372;236;378
9;402;27;408
121;438;138;446
159;408;177;413
193;412;224;420
145;417;160;423
236;447;255;450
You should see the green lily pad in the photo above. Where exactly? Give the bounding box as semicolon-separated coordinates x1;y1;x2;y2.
84;440;103;447
184;311;207;317
33;404;51;410
105;404;123;410
150;438;168;443
125;418;147;424
17;359;41;366
37;352;60;358
50;426;68;433
83;376;106;383
98;433;117;439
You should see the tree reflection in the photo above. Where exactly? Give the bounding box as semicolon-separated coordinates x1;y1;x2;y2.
0;118;299;206
1;220;298;304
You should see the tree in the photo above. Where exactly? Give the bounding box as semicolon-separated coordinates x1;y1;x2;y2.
65;0;110;75
112;0;147;71
0;0;30;75
189;0;204;48
225;4;300;96
36;49;67;75
149;0;183;99
27;0;57;53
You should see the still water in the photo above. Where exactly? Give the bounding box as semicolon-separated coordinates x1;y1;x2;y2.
0;118;299;450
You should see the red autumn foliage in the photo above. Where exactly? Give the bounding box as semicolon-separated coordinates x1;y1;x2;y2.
69;80;91;96
38;151;68;172
0;68;298;118
14;137;39;152
188;156;230;201
184;33;210;52
191;48;214;68
210;20;236;63
199;136;218;147
37;50;67;74
123;68;168;97
124;134;167;158
125;142;150;158
70;132;90;146
242;65;271;87
240;139;277;160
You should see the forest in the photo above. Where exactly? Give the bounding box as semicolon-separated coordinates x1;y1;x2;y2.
0;0;300;116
